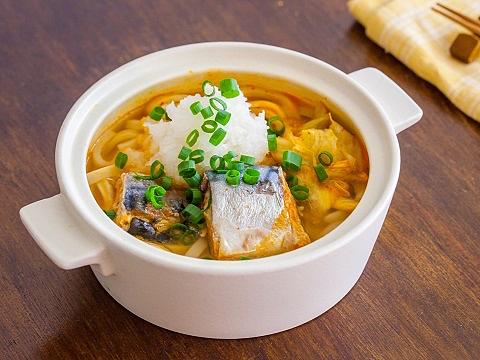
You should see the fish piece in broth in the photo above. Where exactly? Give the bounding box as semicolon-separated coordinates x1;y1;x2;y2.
113;173;186;240
203;166;310;259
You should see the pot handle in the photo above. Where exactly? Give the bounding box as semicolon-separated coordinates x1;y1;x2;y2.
348;67;423;134
19;194;114;276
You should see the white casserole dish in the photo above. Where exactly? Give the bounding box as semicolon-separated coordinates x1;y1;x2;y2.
20;42;422;339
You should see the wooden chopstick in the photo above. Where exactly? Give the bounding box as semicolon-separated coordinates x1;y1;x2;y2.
432;4;480;37
436;3;480;27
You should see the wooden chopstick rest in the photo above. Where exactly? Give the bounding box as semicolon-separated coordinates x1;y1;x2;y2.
450;33;480;63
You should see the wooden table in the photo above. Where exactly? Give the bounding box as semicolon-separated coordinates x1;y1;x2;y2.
1;1;479;358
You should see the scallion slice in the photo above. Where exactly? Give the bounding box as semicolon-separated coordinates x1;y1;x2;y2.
240;154;255;166
145;185;166;209
267;115;285;136
210;155;226;171
190;101;202;115
219;78;240;98
182;204;204;224
200;106;214;119
215;110;231;125
314;163;328;182
229;160;244;172
267;133;277;151
226;169;241;186
114;152;128;169
282;151;302;172
178;146;192;160
291;185;309;200
318;151;333;166
181;229;197;245
189;149;205;164
201;120;218;133
223;150;237;161
149;106;165;121
183;171;201;188
178;160;196;178
209;128;226;146
209;97;227;111
243;168;260;185
186;129;199;147
186;188;202;205
159;176;173;190
202;80;215;96
169;223;188;240
103;209;116;220
286;174;298;187
134;160;164;180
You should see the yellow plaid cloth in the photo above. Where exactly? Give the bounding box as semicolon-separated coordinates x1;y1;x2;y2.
348;0;480;122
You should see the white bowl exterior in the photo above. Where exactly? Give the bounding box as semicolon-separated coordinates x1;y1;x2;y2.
92;206;388;338
53;43;400;338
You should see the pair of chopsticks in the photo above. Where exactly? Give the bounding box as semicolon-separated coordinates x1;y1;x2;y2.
432;3;480;37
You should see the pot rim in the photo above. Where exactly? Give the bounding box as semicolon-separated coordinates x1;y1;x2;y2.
56;42;400;275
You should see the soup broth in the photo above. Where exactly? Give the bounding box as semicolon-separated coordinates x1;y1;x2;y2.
86;72;369;259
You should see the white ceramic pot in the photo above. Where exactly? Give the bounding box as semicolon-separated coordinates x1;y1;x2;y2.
20;42;422;339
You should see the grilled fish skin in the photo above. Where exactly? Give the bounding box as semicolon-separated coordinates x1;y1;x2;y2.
203;166;310;259
113;173;187;240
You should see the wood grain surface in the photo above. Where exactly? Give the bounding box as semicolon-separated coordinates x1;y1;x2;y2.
1;0;479;359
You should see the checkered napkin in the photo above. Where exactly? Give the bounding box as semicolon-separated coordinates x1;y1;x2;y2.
348;0;480;122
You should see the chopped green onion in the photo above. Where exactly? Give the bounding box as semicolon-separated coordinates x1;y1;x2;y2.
291;185;309;200
103;209;116;220
210;155;226;171
215;110;231;125
186;188;202;205
146;184;166;198
318;151;333;166
145;185;166;209
149;106;165;121
186;129;199;147
201;120;218;133
243;168;260;185
267;115;285;136
169;223;188;240
209;128;227;146
286;174;298;187
150;160;165;180
181;229;197;245
267;133;277;151
178;146;192;160
209;97;227;111
200;106;214;119
239;256;251;260
223;150;237;161
219;78;240;98
114;152;128;169
178;160;196;178
267;128;276;135
159;176;173;190
189;149;205;164
202;80;215;96
226;169;241;186
282;151;302;172
183;171;201;188
229;160;244;172
182;204;204;224
314;164;328;182
150;160;165;179
240;154;255;166
134;160;164;180
190;101;202;115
